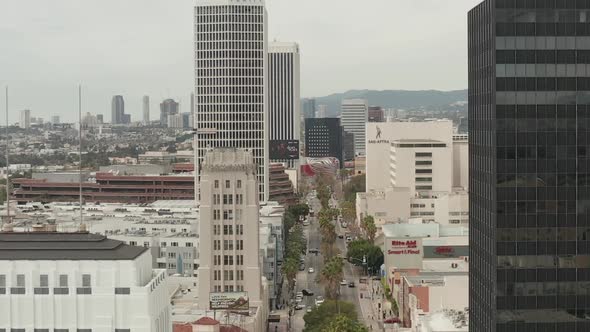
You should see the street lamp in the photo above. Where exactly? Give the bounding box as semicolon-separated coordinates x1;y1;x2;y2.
348;255;368;276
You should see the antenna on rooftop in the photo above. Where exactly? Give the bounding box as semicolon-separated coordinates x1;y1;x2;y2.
78;85;86;232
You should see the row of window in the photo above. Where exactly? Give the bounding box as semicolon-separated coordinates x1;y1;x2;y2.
212;224;245;235
212;255;245;266
196;22;263;33
214;179;242;189
212;194;245;205
212;270;245;281
196;50;263;60
497;50;590;64
213;239;245;251
196;41;264;51
196;86;263;95
0;287;131;295
0;329;129;332
196;13;263;23
0;274;88;288
196;5;263;15
212;284;245;292
196;59;263;68
497;22;590;36
497;1;590;10
497;77;590;91
160;241;193;248
196;78;262;87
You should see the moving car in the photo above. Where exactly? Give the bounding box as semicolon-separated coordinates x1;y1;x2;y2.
295;304;305;310
308;267;315;273
338;234;344;239
302;289;314;296
299;264;305;271
315;296;325;306
295;296;303;303
296;291;303;298
340;280;347;286
348;281;356;288
308;248;319;254
302;219;310;226
306;307;313;313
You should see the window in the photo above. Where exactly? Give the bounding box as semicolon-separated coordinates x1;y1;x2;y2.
225;180;230;188
237;240;244;250
185;242;193;247
214;180;219;188
223;210;233;220
54;287;69;295
161;242;167;248
416;169;432;174
168;252;176;259
54;329;69;332
224;225;233;235
77;329;92;332
129;241;137;246
143;242;150;248
416;161;432;166
237;180;242;188
59;275;68;287
34;287;49;295
214;209;220;220
415;177;432;182
11;330;25;332
115;329;130;332
0;274;5;287
237;255;244;265
17;274;25;287
171;242;178;247
415;152;432;157
76;287;92;295
415;186;433;190
115;288;131;295
40;274;48;287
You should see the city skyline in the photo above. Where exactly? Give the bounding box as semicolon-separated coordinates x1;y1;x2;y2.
0;0;479;123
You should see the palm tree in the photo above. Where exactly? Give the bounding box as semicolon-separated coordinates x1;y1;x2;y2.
363;215;377;243
282;257;299;294
319;257;344;299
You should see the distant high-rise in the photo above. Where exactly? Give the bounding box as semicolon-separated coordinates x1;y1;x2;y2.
190;92;195;127
341;99;368;155
19;109;30;129
96;114;104;124
51;116;60;124
111;95;125;124
305;118;343;167
143;96;150;124
315;104;327;119
468;2;590;330
343;131;355;161
122;114;131;125
269;41;301;168
302;98;316;119
368;106;385;123
160;99;179;127
197;148;262;309
194;0;269;202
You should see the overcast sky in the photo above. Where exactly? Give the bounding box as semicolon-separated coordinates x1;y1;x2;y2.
0;0;481;123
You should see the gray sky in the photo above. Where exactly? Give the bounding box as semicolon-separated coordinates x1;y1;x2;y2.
0;0;481;123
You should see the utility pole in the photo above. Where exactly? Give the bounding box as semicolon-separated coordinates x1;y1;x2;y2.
4;86;11;224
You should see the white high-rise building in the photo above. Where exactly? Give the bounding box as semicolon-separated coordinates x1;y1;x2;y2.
269;41;300;168
19;109;30;129
315;104;327;119
143;96;150;124
194;0;269;203
0;232;171;331
341;99;368;155
197;148;263;309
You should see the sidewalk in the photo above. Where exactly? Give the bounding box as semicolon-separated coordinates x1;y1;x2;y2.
358;280;384;331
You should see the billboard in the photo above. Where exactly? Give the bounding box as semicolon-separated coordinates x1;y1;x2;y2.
384;238;423;270
270;140;299;160
209;292;249;311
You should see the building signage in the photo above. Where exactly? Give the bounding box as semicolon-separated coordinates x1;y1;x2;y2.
209;292;249;311
269;140;300;160
423;245;469;259
387;240;421;255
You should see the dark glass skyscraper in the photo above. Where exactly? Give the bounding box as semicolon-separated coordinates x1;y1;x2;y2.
111;95;125;124
469;1;590;331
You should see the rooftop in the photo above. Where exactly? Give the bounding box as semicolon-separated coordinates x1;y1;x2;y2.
0;232;147;260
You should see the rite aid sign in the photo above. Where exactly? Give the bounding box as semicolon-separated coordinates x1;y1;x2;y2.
385;238;423;270
387;240;421;255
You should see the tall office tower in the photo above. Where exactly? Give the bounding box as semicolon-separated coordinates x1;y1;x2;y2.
302;98;316;119
315;104;327;118
341;99;368;155
51;116;60;124
269;41;301;168
469;2;590;331
368;106;385;122
111;95;125;124
160;99;179;127
190;92;195;122
197;148;262;309
143;96;150;124
194;0;269;203
96;114;104;124
19;109;30;129
305;118;343;167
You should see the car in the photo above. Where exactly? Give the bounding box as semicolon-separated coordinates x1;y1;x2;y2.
315;296;325;306
302;220;310;226
340;280;347;286
346;236;353;242
295;296;303;303
302;289;314;296
338;234;344;239
341;222;348;228
308;267;315;273
299;264;305;271
308;248;319;254
295;304;305;310
296;291;303;298
348;281;356;288
306;307;313;313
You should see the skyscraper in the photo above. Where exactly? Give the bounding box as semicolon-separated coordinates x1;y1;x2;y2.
469;2;590;331
197;148;262;309
269;41;301;168
160;99;179;127
143;96;150;124
19;109;30;129
316;104;327;118
305;118;343;168
111;95;125;124
302;98;316;119
194;0;268;202
341;99;368;155
51;115;60;124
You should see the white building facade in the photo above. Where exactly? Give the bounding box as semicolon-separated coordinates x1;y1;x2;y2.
0;232;171;332
197;149;263;309
19;110;30;129
143;96;150;124
194;0;269;203
268;42;300;169
341;99;368;155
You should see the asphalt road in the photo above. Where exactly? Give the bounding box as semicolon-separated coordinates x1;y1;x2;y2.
290;194;366;331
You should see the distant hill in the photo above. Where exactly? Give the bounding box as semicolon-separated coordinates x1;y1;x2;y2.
311;89;468;117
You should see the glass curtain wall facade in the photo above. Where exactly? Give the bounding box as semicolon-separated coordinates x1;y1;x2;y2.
194;1;269;203
469;1;590;331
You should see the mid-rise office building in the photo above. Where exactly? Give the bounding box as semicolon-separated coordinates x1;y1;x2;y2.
368;106;385;123
305;118;343;167
269;41;301;168
0;232;171;331
111;95;125;124
468;2;590;330
302;98;316;119
341;99;368;155
197;149;263;309
51;115;60;124
168;113;183;129
19;109;30;129
194;0;269;202
315;104;327;119
160;99;179;127
143;96;150;124
96;114;104;124
343;131;355;161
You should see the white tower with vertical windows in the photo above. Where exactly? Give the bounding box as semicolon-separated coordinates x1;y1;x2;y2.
341;99;368;155
194;0;269;203
197;148;262;309
268;42;300;168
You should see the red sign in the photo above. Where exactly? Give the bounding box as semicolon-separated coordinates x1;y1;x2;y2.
434;246;455;256
388;239;421;255
391;240;417;248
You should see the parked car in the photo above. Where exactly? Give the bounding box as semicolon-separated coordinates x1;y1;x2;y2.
340;280;347;286
295;304;305;310
306;306;313;313
302;289;314;296
338;234;344;239
315;296;325;306
295;296;303;303
308;248;319;254
348;281;356;288
308;267;315;273
296;291;303;298
299;264;305;271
